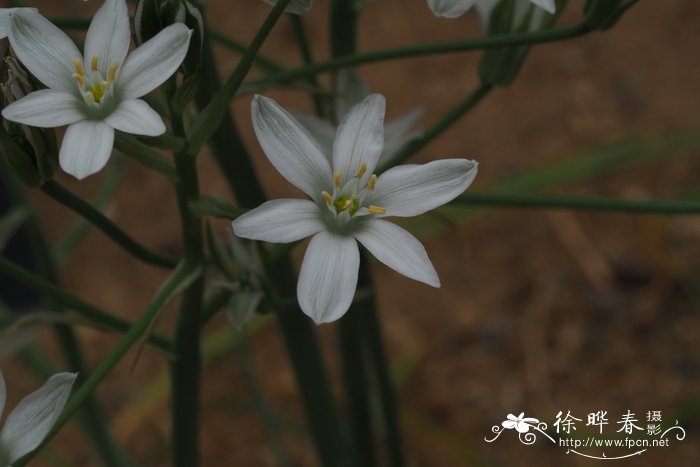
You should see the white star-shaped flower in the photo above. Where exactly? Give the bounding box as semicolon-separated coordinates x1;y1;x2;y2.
1;0;192;179
427;0;554;19
233;94;478;324
0;370;76;466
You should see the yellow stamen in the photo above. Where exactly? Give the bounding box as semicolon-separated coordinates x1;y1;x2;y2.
74;59;84;76
321;191;333;205
107;61;119;82
343;199;353;210
333;171;342;188
368;205;385;214
72;73;84;87
83;92;96;103
366;174;378;190
90;55;99;72
354;163;367;179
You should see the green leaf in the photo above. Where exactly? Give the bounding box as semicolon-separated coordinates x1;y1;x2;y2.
189;196;248;219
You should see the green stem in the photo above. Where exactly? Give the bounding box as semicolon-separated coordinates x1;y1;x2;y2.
380;83;492;171
13;261;196;467
0;255;172;352
241;22;591;93
358;266;406;467
290;14;326;116
41;180;178;269
187;0;292;153
168;87;206;467
455;191;700;215
208;27;287;73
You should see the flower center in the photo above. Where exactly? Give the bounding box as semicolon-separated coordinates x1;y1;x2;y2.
72;56;119;107
320;163;385;219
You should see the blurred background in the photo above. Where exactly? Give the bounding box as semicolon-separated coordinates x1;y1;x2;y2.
1;0;700;465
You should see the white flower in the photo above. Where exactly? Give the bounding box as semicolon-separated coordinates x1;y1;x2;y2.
1;0;192;179
0;8;33;39
233;94;478;324
292;69;423;169
502;412;540;433
427;0;554;19
0;370;77;466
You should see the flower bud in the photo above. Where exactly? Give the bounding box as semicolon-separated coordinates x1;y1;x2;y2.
478;0;561;86
584;0;638;31
0;54;57;187
135;0;204;108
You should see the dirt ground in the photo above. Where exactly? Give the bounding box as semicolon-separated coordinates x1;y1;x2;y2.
2;0;700;466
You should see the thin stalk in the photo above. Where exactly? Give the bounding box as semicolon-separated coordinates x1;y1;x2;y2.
358;267;406;467
454;191;700;215
41;180;178;269
188;0;292;153
168;87;206;467
13;261;197;467
290;15;325;116
241;23;591;93
0;255;172;352
380;83;492;171
208;27;287;73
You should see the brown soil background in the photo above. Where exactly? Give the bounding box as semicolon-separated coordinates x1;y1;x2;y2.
2;0;700;466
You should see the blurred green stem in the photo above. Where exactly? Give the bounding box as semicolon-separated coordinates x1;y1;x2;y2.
14;261;197;467
380;83;492;171
41;180;178;269
168;84;206;467
188;0;292;153
455;191;700;215
0;163;134;467
242;23;591;93
290;14;326;116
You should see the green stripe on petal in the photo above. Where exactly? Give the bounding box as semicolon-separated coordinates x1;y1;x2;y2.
233;199;325;243
104;99;165;136
354;219;439;287
118;23;192;99
2;90;85;127
0;373;76;464
367;159;478;218
8;10;81;93
84;0;131;77
297;231;359;324
59;120;115;180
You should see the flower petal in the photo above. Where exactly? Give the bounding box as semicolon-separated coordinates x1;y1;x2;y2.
354;219;439;287
502;420;517;429
0;8;18;39
260;0;313;15
2;90;84;127
252;95;332;199
104;99;165;136
0;372;76;463
530;0;555;14
232;199;325;243
297;231;359;324
83;0;130;77
367;159;478;217
8;9;82;93
427;0;478;18
290;110;335;159
332;93;385;181
117;23;192;99
379;108;423;166
59;120;115;180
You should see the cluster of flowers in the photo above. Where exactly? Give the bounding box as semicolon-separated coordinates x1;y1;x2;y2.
0;0;555;328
